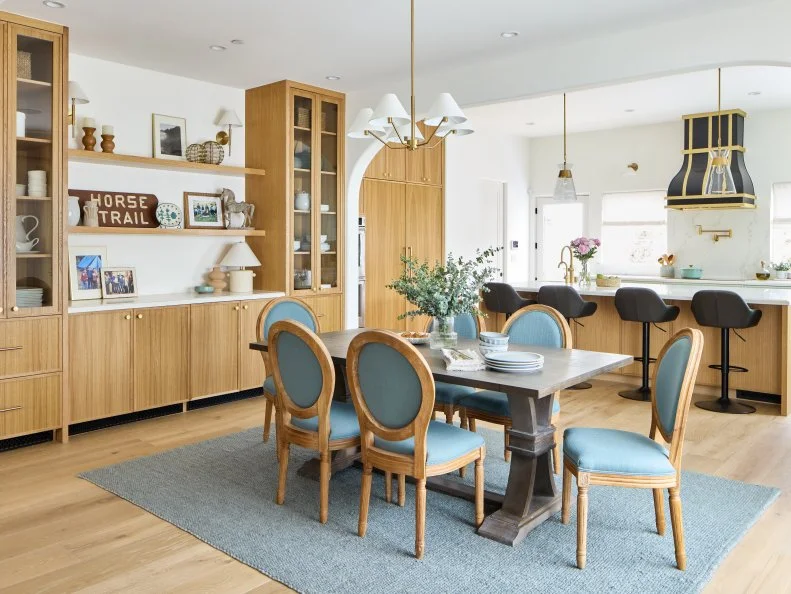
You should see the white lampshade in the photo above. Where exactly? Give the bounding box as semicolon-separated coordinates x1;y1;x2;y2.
424;92;466;127
382;121;425;143
68;81;89;104
218;109;243;127
220;242;261;268
370;93;410;128
436;119;474;137
347;108;384;139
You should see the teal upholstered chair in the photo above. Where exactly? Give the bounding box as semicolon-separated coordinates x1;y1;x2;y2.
257;297;320;443
347;330;486;559
269;320;360;524
561;328;703;570
459;304;571;470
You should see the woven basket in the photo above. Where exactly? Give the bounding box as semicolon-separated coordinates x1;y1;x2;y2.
595;277;621;288
202;141;224;165
296;107;311;128
17;51;32;80
186;143;205;163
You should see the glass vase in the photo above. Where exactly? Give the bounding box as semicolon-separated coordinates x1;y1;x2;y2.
578;260;592;288
429;315;457;350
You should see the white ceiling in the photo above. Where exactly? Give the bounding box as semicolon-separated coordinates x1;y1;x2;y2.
468;66;791;138
0;0;768;91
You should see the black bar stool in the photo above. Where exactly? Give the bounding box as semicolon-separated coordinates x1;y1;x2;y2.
537;285;598;389
691;290;762;414
482;282;535;320
614;287;680;401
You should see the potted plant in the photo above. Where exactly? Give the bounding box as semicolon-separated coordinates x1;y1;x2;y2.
774;261;790;280
387;248;501;349
570;237;601;287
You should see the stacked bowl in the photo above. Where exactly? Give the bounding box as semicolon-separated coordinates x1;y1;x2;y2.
479;331;509;356
28;170;47;198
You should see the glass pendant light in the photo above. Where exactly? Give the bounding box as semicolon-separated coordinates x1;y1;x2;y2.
705;68;736;196
553;93;577;201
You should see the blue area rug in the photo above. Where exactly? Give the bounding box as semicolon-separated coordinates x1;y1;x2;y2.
81;427;779;594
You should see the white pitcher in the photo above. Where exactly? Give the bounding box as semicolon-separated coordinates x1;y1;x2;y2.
15;215;39;243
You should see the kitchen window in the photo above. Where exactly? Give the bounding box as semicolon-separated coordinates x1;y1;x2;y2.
771;182;791;263
599;190;667;275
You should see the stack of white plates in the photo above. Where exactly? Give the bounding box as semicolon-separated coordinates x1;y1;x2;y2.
28;170;47;198
16;287;44;308
485;351;544;373
479;331;509;355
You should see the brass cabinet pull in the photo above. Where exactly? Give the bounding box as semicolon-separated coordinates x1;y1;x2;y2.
11;306;19;312
0;307;4;313
136;314;143;319
0;406;22;413
234;306;240;311
317;313;326;317
243;304;249;310
0;346;23;352
124;314;131;320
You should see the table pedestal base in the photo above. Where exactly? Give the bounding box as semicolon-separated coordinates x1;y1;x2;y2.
296;447;360;480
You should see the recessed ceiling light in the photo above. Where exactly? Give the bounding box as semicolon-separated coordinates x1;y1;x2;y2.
43;0;66;7
624;108;635;113
209;45;227;51
500;31;519;38
230;39;244;45
325;75;341;81
747;91;761;96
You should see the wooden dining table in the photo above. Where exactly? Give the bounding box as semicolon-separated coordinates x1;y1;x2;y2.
250;329;632;546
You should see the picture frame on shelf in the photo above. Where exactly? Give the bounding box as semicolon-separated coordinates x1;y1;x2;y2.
68;246;107;301
100;266;138;299
184;192;224;228
152;114;187;160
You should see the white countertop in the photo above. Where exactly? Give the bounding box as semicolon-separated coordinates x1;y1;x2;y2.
512;280;791;306
68;289;286;314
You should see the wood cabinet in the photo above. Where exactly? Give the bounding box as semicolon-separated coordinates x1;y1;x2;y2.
190;302;240;399
0;317;61;379
240;301;268;390
133;306;189;410
366;144;407;182
0;374;61;439
304;294;343;333
405;185;443;332
69;310;133;423
406;124;443;186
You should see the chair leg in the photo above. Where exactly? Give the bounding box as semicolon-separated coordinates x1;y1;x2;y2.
415;478;427;559
444;403;454;424
358;463;373;537
668;487;687;570
319;452;329;524
553;430;561;475
474;457;484;527
276;442;290;505
385;470;392;503
504;425;511;462
398;474;406;507
431;411;437;421
561;465;572;525
653;488;666;536
576;484;589;569
263;399;273;442
460;408;468;430
469;417;477;432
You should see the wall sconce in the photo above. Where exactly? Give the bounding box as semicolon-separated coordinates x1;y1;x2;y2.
216;109;243;156
68;80;89;138
623;162;639;176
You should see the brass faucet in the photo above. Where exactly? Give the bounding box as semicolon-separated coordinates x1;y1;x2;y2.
558;245;575;284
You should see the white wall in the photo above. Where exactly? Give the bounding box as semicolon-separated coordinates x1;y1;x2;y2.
68;54;247;296
528;109;791;279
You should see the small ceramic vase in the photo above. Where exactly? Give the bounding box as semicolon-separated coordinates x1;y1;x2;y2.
67;196;81;226
207;266;228;292
82;202;100;227
294;191;310;211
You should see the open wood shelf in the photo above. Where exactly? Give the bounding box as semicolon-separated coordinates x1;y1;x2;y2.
17;77;51;88
18;136;51;145
16;252;52;258
68;149;266;177
69;227;266;237
17;195;52;201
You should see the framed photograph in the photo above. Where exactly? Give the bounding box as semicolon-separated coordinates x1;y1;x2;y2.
69;246;107;301
184;192;224;228
100;267;139;299
152;114;187;160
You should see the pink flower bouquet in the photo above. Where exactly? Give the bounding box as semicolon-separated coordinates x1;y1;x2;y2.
570;236;600;262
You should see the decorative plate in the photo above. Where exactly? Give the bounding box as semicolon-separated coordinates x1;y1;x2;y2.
156;202;183;229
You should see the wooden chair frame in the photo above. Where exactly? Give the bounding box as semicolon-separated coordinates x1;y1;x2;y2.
461;304;571;472
269;320;358;524
347;330;486;559
257;297;320;442
561;327;704;570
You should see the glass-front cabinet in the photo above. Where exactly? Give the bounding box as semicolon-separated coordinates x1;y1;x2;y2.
289;88;343;296
4;24;64;317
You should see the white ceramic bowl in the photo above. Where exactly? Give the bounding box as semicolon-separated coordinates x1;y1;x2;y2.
479;343;508;356
16;184;26;196
479;332;509;346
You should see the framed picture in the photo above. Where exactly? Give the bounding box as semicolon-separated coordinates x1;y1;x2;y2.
152;114;187;160
100;267;139;299
184;192;224;228
69;246;107;301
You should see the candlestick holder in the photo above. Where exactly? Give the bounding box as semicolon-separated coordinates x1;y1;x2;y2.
82;127;96;151
100;133;115;153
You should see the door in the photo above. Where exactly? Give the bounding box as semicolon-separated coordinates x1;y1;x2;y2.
133;306;189;410
6;25;63;317
405;184;443;332
291;89;317;296
0;22;5;318
304;295;343;333
69;311;133;423
406;124;443;185
239;300;269;391
190;302;240;398
363;179;406;331
316;96;342;293
535;197;586;281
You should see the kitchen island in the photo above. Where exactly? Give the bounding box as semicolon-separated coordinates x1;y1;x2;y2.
482;280;791;415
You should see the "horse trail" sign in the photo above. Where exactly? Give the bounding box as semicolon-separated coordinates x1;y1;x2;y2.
69;189;159;228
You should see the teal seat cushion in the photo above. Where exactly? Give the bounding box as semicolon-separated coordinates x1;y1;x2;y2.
290;401;361;441
374;421;484;466
263;375;275;395
459;391;560;417
435;381;475;405
563;427;675;477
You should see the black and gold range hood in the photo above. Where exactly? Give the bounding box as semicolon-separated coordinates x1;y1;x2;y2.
666;109;756;210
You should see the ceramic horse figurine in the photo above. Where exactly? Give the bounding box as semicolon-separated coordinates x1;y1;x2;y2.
220;187;255;229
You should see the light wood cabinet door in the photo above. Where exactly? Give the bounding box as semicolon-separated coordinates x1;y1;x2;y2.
0;374;61;439
190;302;240;399
240;300;270;390
406;124;443;185
365;145;406;182
304;294;343;332
133;306;189;410
363;180;406;331
0;317;61;379
69;311;133;423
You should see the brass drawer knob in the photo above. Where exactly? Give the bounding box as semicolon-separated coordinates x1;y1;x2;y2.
136;314;143;319
243;305;249;310
0;307;3;313
234;306;240;311
11;306;19;312
125;314;131;320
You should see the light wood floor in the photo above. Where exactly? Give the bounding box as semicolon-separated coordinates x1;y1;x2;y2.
1;380;789;593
